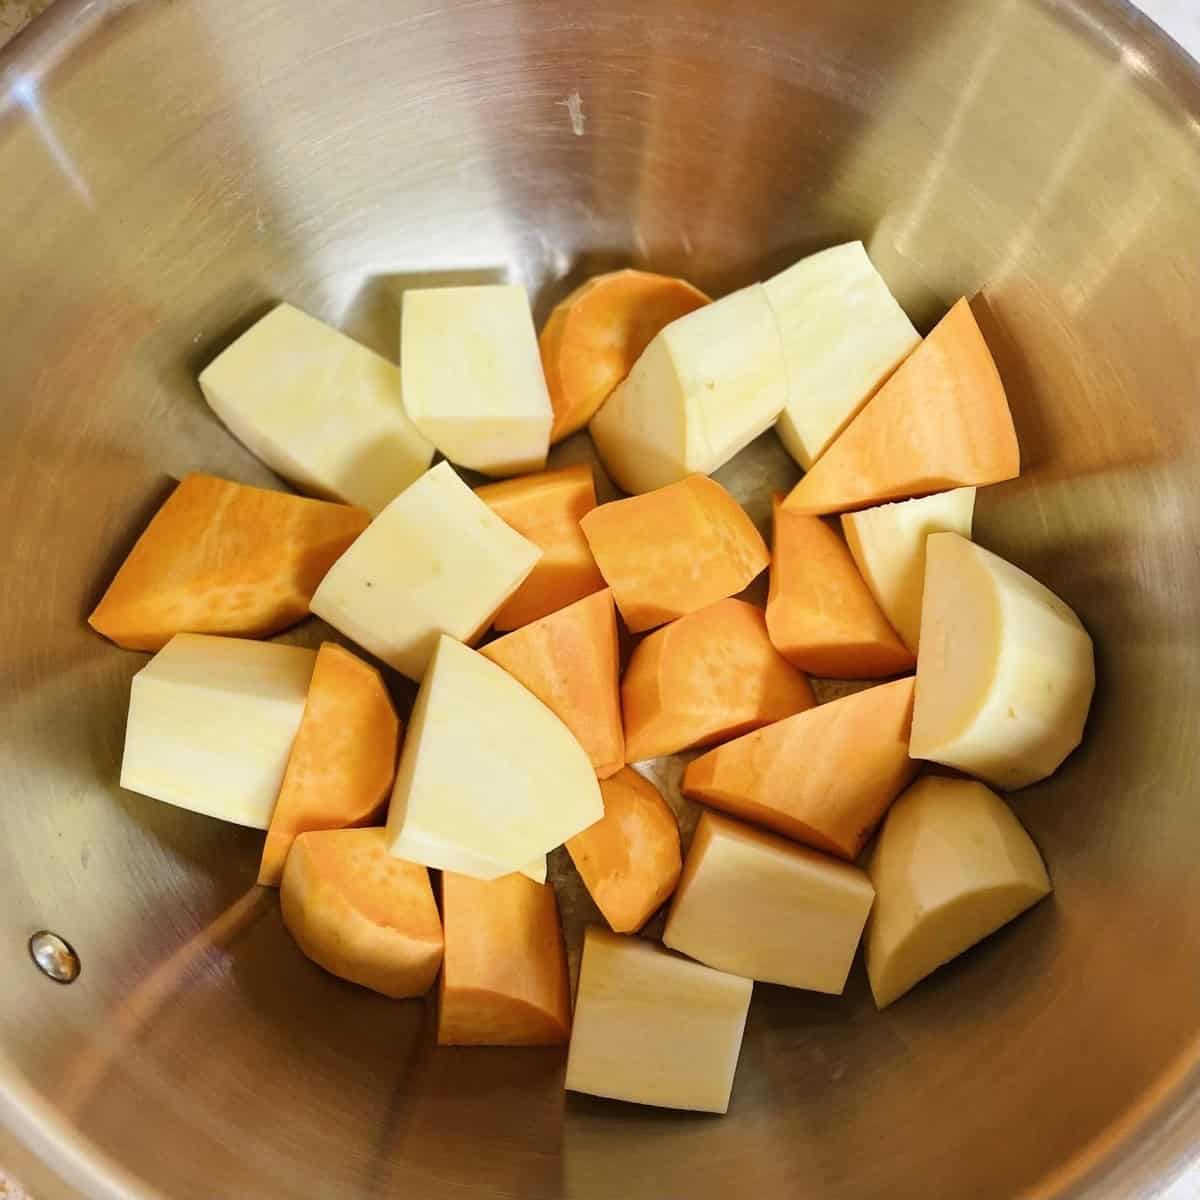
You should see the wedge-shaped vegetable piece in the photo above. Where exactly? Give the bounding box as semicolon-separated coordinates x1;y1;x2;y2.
281;828;442;999
259;644;400;887
199;303;434;515
842;488;976;652
589;284;787;494
782;298;1019;515
401;284;552;477
89;474;369;652
684;677;917;860
580;476;768;633
565;928;752;1114
438;871;571;1045
520;858;547;884
541;269;710;443
865;776;1052;1008
387;636;603;878
475;464;605;630
481;590;624;778
910;533;1095;789
310;462;540;680
623;599;815;762
664;810;875;994
765;242;919;469
565;768;682;933
121;634;315;828
766;498;914;679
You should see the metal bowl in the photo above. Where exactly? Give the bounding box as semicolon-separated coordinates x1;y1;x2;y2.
2;1;1199;1197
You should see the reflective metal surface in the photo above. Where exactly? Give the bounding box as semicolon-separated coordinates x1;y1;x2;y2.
2;1;1199;1197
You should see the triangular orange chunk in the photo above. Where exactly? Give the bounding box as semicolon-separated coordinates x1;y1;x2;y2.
781;299;1018;515
480;589;624;778
683;677;918;860
89;473;369;651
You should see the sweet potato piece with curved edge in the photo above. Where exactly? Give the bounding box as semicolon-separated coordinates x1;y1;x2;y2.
580;475;768;634
89;474;369;652
781;298;1019;515
281;828;443;999
259;643;400;887
481;589;624;778
438;871;571;1046
623;599;815;762
475;463;605;630
766;498;914;679
541;269;710;444
566;768;682;933
683;677;918;861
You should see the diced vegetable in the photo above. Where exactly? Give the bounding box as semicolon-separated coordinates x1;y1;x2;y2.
401;284;552;477
622;598;815;761
781;298;1019;515
765;498;914;678
120;634;315;829
310;462;540;681
580;475;769;633
480;589;624;779
663;810;875;994
683;677;917;860
865;777;1051;1008
565;767;682;933
280;828;443;999
765;242;919;469
842;487;976;652
89;473;368;652
386;636;603;878
910;533;1095;789
259;643;400;887
540;268;710;443
589;284;787;494
199;303;434;515
438;871;571;1046
475;463;605;630
565;928;752;1113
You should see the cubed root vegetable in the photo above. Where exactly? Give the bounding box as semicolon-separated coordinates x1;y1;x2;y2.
622;598;815;761
765;241;919;469
683;677;918;861
540;269;710;444
589;283;788;494
565;927;753;1114
89;474;369;652
438;871;571;1046
865;777;1052;1008
664;810;875;994
199;303;434;515
310;462;541;681
481;589;624;778
259;643;400;887
910;533;1095;789
580;475;769;634
281;828;443;999
765;498;914;678
781;298;1019;515
842;487;976;653
387;636;603;878
565;767;682;933
401;284;552;477
475;463;606;630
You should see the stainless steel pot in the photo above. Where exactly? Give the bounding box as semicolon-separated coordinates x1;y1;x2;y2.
2;1;1199;1197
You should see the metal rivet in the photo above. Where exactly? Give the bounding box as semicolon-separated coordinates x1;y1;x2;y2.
29;931;80;984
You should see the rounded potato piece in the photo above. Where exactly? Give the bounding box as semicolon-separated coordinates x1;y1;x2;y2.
865;776;1052;1009
910;532;1095;789
566;767;682;933
540;269;710;443
281;827;443;1000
